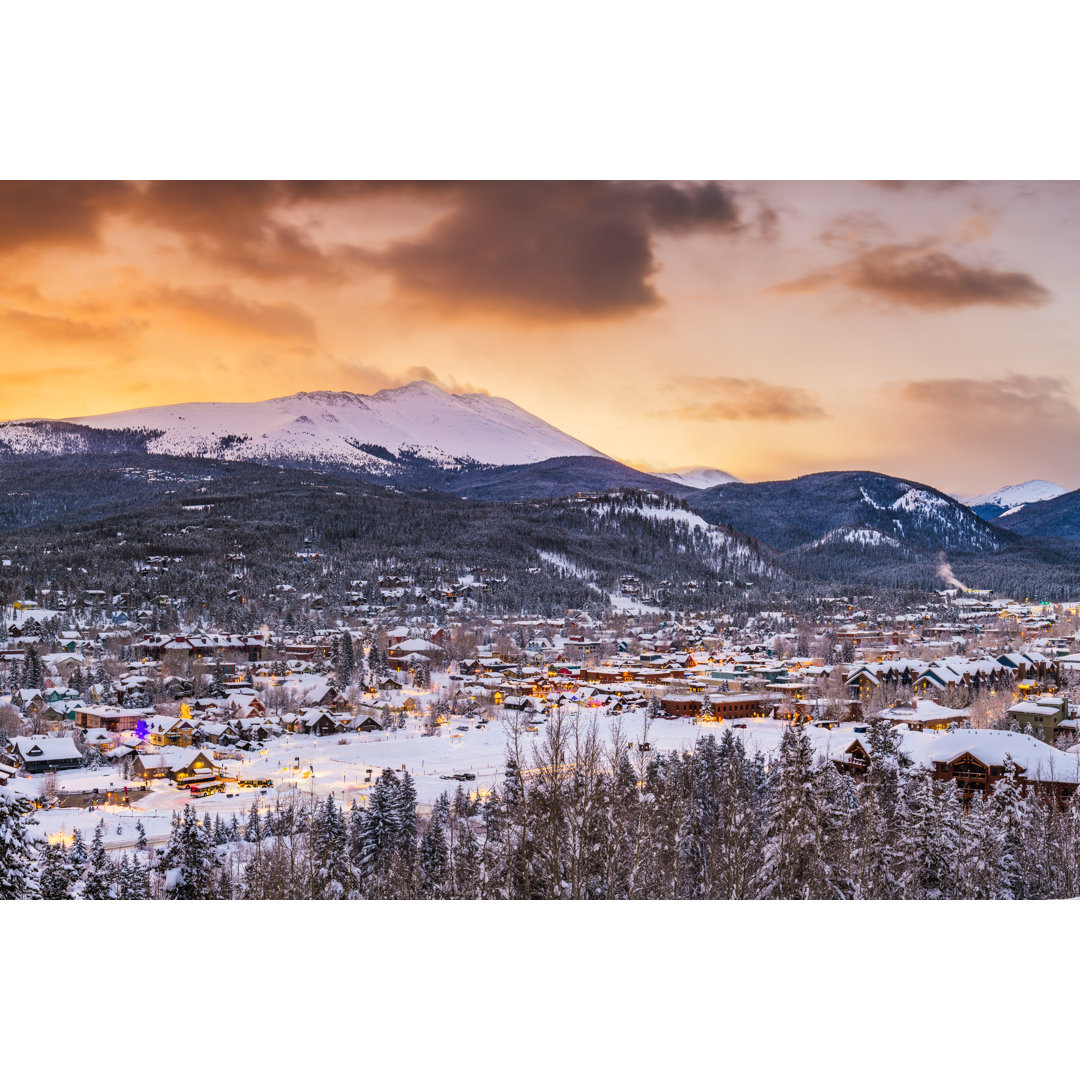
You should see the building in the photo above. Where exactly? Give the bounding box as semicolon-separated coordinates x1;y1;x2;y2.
1007;696;1071;743
874;698;970;732
73;706;146;733
660;693;778;720
7;736;83;774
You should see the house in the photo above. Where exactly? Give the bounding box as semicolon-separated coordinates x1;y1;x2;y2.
299;708;344;737
14;689;45;716
387;638;444;671
300;677;347;710
83;728;117;753
1007;696;1070;743
146;715;197;747
73;705;146;732
194;721;240;745
130;747;219;784
830;728;1080;801
7;736;83;773
874;698;970;732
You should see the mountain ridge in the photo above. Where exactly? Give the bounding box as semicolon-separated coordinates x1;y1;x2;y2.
7;380;609;474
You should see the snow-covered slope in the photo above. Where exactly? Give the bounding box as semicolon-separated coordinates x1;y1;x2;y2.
962;480;1068;520
651;466;738;489
55;381;608;472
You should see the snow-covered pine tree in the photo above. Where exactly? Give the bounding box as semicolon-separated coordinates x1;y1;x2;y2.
38;839;73;899
21;644;44;690
211;661;227;698
358;769;398;898
311;794;349;899
853;720;908;899
0;792;41;899
336;632;355;687
82;819;114;900
418;792;451;898
990;759;1030;900
393;769;419;880
760;726;817;899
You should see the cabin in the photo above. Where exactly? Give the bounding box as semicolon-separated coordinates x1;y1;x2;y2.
7;736;83;774
299;709;344;737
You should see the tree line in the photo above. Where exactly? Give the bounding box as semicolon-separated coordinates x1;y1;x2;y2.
6;716;1080;900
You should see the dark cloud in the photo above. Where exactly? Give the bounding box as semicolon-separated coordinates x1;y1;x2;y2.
895;372;1077;421
371;181;747;319
0;181;131;256
128;181;375;281
774;240;1050;310
146;285;318;341
659;376;826;422
0;181;756;316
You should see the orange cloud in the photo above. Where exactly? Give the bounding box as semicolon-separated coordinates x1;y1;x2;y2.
657;376;826;422
774;240;1050;310
145;285;319;342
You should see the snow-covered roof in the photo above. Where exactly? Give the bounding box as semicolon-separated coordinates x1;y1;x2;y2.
11;736;81;761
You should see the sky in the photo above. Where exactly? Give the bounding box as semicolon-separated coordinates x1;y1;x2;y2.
1;179;1079;496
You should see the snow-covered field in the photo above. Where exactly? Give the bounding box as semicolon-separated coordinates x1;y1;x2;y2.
10;710;782;846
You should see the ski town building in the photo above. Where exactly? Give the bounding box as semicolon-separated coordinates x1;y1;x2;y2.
830;728;1080;801
5;736;83;774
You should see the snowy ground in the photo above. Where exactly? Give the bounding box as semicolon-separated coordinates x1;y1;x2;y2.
8;710;777;845
11;710;918;849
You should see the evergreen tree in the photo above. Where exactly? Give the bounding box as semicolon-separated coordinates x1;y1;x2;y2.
82;820;114;900
419;792;451;897
211;661;227;698
21;644;43;690
990;759;1030;900
761;727;818;899
0;793;40;899
336;631;355;687
38;840;73;899
357;769;399;897
312;794;349;899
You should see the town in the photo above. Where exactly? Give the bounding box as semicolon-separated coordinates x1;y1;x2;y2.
4;574;1080;900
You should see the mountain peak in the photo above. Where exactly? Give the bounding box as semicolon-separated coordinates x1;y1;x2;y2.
12;382;608;473
371;379;452;401
962;479;1068;520
651;466;739;489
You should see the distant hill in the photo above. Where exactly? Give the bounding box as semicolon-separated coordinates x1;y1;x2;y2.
418;456;692;500
994;488;1080;540
687;471;1008;555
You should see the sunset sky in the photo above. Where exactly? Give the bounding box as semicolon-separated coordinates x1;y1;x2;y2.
2;179;1078;495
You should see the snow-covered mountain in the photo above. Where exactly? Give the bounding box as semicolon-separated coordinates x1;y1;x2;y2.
962;480;1068;520
8;381;609;473
651;466;738;489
